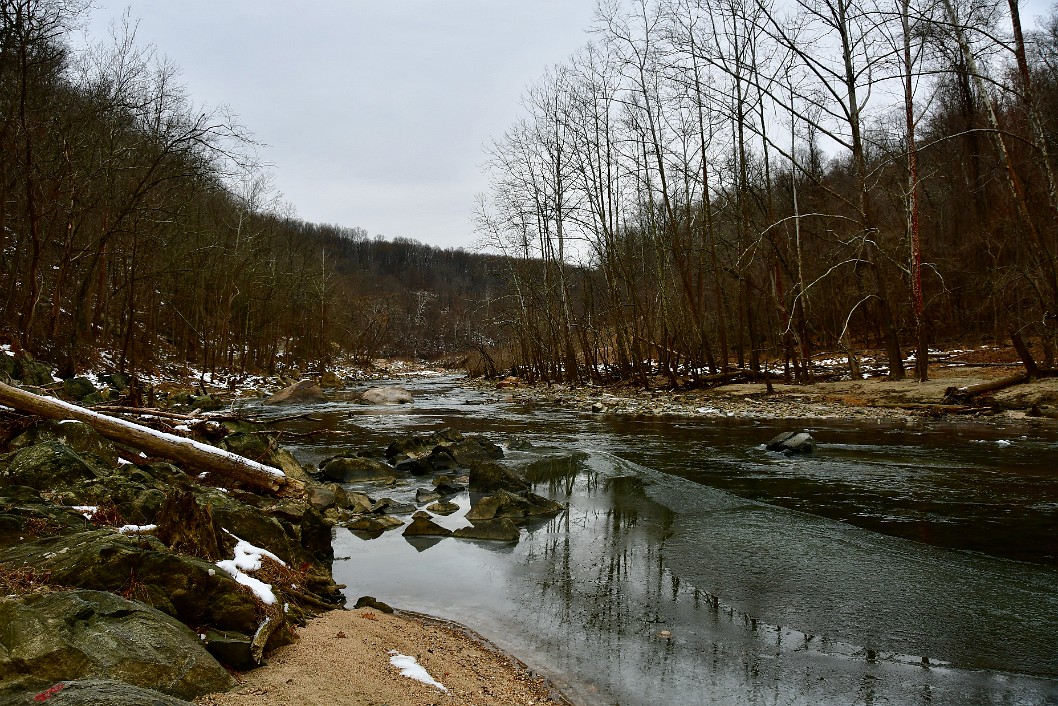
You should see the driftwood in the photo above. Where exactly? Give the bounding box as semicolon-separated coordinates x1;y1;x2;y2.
944;373;1029;404
868;402;980;414
0;381;302;497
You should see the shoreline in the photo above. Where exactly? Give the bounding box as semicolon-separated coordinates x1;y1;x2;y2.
196;605;574;706
469;364;1058;428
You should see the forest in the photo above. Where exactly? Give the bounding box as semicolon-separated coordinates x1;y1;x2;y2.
478;0;1058;384
3;0;1058;386
0;0;512;378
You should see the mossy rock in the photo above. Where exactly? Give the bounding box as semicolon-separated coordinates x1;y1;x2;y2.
0;444;102;492
468;462;530;493
9;421;119;468
0;590;234;700
0;679;196;706
62;377;97;401
0;530;260;634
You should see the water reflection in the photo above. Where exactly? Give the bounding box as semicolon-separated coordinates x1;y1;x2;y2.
248;376;1058;705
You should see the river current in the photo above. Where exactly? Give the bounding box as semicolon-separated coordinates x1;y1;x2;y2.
246;374;1058;706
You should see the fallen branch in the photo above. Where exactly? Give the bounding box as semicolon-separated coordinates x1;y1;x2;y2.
0;381;302;497
943;373;1029;404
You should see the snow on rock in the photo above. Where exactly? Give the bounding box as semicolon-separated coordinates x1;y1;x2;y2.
996;439;1013;448
71;505;98;520
387;651;448;692
215;531;285;606
118;524;157;534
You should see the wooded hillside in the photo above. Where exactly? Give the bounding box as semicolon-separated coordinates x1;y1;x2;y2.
0;1;508;377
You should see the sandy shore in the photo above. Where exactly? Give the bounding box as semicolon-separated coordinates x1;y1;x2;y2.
196;607;570;706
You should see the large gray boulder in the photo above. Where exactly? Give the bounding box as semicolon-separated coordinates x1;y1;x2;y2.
359;386;413;405
0;590;233;701
264;380;327;405
765;431;816;455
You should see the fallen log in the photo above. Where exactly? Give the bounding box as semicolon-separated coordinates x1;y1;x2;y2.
0;381;302;497
943;373;1029;404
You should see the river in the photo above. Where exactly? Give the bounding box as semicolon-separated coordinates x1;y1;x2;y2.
247;374;1058;706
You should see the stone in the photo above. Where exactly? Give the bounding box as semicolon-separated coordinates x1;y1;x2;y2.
765;431;816;455
9;419;119;469
353;596;394;614
359;387;413;405
425;500;459;516
0;444;101;492
318;371;344;389
402;513;452;538
62;377;98;401
453;518;520;542
432;475;465;495
264;380;327;405
415;488;441;504
466;490;565;523
319;456;396;483
347;516;402;533
468;462;530;493
0;530;260;634
0;590;234;700
202;629;256;671
0;679;196;706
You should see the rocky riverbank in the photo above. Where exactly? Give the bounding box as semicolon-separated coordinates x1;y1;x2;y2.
0;353;574;705
474;359;1058;426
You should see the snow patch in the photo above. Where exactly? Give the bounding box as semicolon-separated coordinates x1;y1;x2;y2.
996;439;1013;448
215;531;285;606
387;651;448;692
118;524;157;534
71;505;98;519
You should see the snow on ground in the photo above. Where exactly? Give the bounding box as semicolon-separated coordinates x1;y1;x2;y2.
387;651;448;692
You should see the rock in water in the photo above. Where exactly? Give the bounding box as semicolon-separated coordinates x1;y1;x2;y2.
765;431;816;455
319;456;396;482
264;380;328;405
453;518;520;542
359;387;414;405
402;511;452;537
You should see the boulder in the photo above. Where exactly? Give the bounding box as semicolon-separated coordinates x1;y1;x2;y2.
61;378;97;402
0;530;260;634
358;387;413;405
318;371;344;389
468;462;530;493
264;380;327;405
0;444;102;492
0;487;90;550
0;590;233;700
0;679;196;705
454;518;520;542
765;431;816;455
402;511;452;538
319;456;396;483
8;421;121;469
466;490;565;522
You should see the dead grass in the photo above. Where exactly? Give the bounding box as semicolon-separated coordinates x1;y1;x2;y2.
0;565;55;596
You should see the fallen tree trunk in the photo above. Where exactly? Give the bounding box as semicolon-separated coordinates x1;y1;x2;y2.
0;381;302;497
943;373;1029;404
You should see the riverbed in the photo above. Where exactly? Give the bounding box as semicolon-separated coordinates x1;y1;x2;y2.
247;374;1058;706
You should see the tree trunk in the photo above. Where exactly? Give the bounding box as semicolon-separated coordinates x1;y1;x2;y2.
0;382;302;497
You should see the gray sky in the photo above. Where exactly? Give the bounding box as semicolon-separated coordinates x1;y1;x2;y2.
81;2;598;250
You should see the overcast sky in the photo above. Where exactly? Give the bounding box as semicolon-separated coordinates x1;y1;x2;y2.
79;1;1053;252
80;2;599;250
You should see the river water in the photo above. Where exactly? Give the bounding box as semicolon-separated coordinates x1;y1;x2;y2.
247;375;1058;706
